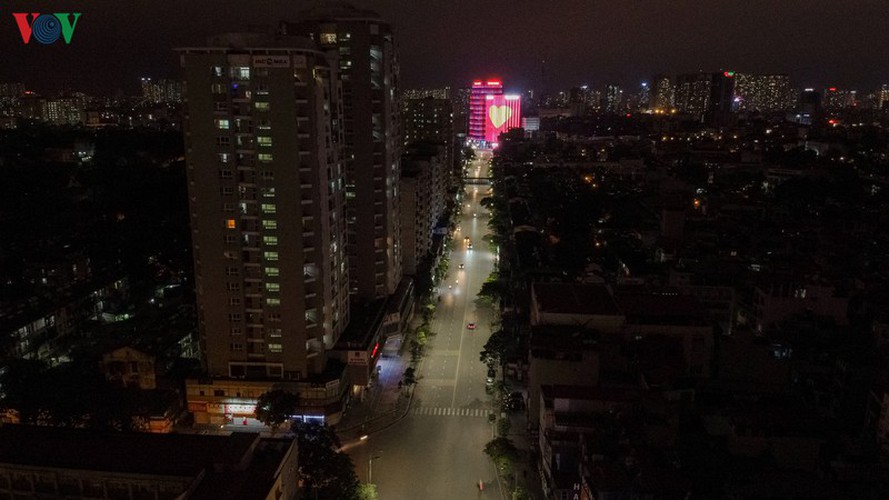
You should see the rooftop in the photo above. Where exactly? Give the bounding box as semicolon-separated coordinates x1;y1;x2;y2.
0;425;259;477
532;283;622;316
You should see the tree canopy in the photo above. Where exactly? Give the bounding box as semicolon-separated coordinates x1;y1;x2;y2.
293;422;361;500
254;388;299;431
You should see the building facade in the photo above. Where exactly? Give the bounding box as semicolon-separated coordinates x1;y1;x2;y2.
733;73;793;113
484;94;522;144
399;142;448;276
402;96;455;186
649;74;674;112
179;32;349;404
283;5;403;301
468;79;503;142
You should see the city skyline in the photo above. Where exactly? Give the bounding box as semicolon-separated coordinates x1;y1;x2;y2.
0;0;887;94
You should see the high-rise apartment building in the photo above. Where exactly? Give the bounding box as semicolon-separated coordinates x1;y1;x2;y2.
674;72;712;118
282;5;402;301
707;72;736;126
453;87;471;136
879;84;889;111
604;84;622;112
140;78;184;104
401;87;450;101
179;33;350;423
733;73;793;113
403;97;453;146
469;80;503;142
403;97;455;185
649;75;674;112
823;87;857;111
400;142;448;276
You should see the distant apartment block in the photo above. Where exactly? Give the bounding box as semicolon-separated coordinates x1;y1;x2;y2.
399;142;448;276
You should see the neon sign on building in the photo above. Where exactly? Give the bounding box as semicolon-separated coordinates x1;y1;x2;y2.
484;95;521;143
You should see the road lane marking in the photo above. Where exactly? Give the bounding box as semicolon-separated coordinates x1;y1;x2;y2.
412;407;489;417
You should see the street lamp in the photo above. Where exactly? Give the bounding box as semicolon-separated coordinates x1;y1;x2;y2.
368;453;382;483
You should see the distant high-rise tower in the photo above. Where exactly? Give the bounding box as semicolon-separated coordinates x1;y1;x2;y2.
707;72;736;126
469;80;503;142
674;72;712;118
403;97;455;184
179;32;349;395
649;75;674;112
604;84;622;112
733;74;792;113
140;78;183;104
879;84;889;111
282;5;403;301
823;87;856;111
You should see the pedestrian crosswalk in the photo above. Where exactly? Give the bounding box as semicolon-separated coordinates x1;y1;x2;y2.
412;406;490;418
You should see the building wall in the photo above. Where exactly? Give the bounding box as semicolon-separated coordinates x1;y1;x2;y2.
285;8;403;300
0;465;194;499
186;376;346;426
469;80;503;141
754;284;849;331
181;36;348;381
100;347;157;390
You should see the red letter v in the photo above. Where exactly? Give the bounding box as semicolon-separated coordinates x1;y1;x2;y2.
12;13;41;44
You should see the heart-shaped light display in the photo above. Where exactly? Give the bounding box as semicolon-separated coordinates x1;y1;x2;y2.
489;105;512;128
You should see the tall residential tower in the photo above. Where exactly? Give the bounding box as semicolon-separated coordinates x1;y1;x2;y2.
282;5;403;301
179;32;350;424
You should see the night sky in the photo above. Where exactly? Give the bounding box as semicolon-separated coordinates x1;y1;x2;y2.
1;0;887;94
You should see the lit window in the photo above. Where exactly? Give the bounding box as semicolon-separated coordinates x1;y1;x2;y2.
320;32;337;45
258;153;273;162
262;187;275;198
218;153;230;163
215;119;230;130
266;297;280;306
265;283;280;292
255;102;270;111
264;251;279;261
212;66;224;77
257;120;272;130
263;236;278;246
263;220;277;230
231;67;250;80
264;267;279;277
226;219;236;229
268;343;283;353
257;136;273;146
261;204;276;214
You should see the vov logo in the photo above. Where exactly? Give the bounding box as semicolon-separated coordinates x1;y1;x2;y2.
12;13;82;45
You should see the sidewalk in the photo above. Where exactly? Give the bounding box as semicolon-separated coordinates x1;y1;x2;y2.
335;334;416;441
494;382;545;499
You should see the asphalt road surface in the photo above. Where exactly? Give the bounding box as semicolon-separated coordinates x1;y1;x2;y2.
348;151;502;499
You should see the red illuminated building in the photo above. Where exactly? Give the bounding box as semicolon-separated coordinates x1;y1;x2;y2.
484;94;522;144
469;79;503;142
